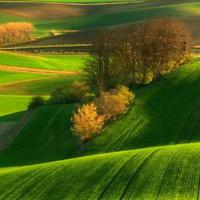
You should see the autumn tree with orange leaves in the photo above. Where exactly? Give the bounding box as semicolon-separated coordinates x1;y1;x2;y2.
0;22;34;46
72;103;105;141
96;86;134;120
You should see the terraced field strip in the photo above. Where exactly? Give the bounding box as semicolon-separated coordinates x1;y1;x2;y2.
1;143;200;199
0;65;80;75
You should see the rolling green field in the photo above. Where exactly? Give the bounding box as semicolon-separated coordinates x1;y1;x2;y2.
0;58;200;199
1;0;200;198
0;143;200;199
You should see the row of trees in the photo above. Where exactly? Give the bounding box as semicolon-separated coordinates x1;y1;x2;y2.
84;18;193;91
0;22;34;46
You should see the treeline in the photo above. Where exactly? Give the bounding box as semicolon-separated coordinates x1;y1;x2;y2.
84;18;193;91
0;22;34;46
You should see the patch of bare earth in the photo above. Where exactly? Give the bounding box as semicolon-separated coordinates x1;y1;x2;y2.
0;65;80;75
0;2;85;20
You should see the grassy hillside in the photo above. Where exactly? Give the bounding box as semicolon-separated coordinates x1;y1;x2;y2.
1;143;200;199
84;57;200;153
0;105;77;166
1;57;200;163
1;54;200;199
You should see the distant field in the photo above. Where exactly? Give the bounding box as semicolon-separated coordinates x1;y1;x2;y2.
0;1;200;41
0;0;139;3
0;74;80;95
0;95;32;116
0;71;49;86
0;52;88;71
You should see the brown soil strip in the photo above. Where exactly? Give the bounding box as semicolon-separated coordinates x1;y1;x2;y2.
0;65;80;75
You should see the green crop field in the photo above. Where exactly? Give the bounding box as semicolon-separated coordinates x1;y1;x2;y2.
0;74;80;95
1;0;200;199
0;143;200;199
0;58;200;199
0;51;88;71
0;95;33;116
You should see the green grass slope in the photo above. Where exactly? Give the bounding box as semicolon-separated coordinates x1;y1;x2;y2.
85;57;200;154
0;105;77;166
1;143;200;199
2;58;200;165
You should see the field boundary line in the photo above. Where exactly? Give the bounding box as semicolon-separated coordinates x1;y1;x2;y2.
0;65;80;75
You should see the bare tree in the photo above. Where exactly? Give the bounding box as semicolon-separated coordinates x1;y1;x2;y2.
84;18;193;92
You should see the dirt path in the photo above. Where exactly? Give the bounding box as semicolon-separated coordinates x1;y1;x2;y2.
0;65;80;75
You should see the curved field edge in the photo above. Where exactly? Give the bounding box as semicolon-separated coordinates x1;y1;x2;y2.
0;143;200;199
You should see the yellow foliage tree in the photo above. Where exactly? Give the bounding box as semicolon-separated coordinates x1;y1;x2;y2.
0;22;34;46
72;103;105;141
96;86;134;120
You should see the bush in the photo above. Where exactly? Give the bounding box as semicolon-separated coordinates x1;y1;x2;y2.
49;81;90;104
96;85;134;120
28;96;45;110
72;103;105;141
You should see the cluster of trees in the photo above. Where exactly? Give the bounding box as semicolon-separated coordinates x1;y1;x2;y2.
28;83;134;142
84;18;192;91
28;81;90;111
0;22;34;46
72;86;134;141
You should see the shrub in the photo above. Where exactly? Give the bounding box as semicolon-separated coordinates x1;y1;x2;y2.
49;81;90;104
96;86;134;120
28;96;45;110
72;103;105;141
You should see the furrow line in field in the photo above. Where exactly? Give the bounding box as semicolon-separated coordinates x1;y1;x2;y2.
14;164;65;200
155;146;182;200
0;165;50;200
96;152;140;200
118;149;159;200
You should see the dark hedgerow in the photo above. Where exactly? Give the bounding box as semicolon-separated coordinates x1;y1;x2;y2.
28;96;45;111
